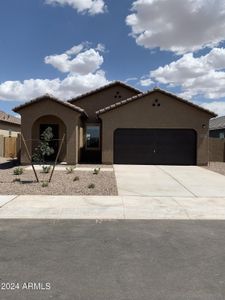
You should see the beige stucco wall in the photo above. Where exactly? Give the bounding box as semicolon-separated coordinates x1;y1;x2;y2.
70;85;138;122
17;98;81;164
32;115;67;162
209;137;225;162
0;121;20;137
100;92;212;165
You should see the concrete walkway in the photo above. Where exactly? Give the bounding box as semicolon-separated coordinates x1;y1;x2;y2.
114;165;225;197
1;195;225;219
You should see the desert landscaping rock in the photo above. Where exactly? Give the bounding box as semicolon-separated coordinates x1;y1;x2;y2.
0;168;118;195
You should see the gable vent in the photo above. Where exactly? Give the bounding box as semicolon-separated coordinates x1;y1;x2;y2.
114;91;122;99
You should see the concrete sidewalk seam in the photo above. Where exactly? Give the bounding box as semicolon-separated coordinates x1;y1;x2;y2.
0;195;19;208
172;197;191;220
121;197;126;220
157;166;198;198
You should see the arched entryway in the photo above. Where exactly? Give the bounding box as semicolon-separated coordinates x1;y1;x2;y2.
32;115;67;163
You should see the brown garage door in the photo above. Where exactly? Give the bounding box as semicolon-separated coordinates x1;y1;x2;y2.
114;129;197;165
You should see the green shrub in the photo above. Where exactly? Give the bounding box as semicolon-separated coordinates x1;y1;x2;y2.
42;181;49;187
66;166;76;174
93;167;100;175
42;165;51;173
13;167;24;176
73;176;80;181
88;183;95;189
32;127;54;163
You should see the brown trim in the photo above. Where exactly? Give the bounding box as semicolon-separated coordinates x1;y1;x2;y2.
68;81;141;104
96;88;217;117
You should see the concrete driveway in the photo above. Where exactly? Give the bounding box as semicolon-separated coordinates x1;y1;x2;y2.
114;165;225;197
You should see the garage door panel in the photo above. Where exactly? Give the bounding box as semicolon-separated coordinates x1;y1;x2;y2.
114;129;155;164
114;129;196;165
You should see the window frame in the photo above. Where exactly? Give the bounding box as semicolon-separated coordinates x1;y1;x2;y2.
85;124;101;150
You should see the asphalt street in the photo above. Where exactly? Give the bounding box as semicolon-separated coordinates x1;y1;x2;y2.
0;220;225;300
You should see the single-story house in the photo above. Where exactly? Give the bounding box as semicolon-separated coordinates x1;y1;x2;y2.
0;111;21;158
0;110;21;137
13;81;216;166
209;116;225;139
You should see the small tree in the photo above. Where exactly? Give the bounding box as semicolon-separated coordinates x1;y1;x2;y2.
32;127;55;163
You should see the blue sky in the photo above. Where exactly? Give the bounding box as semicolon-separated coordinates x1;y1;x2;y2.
1;0;225;116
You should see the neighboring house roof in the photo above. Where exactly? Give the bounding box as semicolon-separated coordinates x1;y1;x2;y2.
68;81;141;103
0;110;21;126
13;94;88;117
209;116;225;130
96;88;217;117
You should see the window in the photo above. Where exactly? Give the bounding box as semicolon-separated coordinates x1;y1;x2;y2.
86;125;100;149
219;132;225;139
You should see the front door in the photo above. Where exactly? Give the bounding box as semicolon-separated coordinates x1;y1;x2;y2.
81;124;101;163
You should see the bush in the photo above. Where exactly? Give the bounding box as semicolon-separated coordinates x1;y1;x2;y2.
42;181;49;187
66;166;76;174
13;167;24;176
93;167;100;175
73;176;80;181
42;165;51;173
88;183;95;189
32;127;55;163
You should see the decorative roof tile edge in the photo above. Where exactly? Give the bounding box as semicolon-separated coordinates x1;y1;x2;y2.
96;88;217;117
13;94;88;117
68;81;141;103
0;111;21;126
209;116;225;130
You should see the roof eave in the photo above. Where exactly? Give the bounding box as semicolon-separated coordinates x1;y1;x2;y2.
0;119;21;126
68;81;141;104
96;88;217;117
13;95;88;117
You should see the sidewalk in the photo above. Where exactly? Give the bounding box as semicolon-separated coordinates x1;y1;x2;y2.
0;195;225;219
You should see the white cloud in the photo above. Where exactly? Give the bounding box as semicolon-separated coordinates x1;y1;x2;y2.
0;72;108;101
140;77;153;87
45;44;104;75
149;48;225;99
201;102;225;116
126;0;225;54
0;44;109;101
45;0;106;15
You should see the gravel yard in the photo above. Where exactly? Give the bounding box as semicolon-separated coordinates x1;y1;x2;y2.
0;167;118;195
203;162;225;176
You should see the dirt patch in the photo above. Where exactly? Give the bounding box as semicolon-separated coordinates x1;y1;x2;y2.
0;167;118;195
203;162;225;177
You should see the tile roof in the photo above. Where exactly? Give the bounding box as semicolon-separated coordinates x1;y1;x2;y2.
96;88;217;117
0;110;21;125
68;81;141;103
209;116;225;130
13;94;88;117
